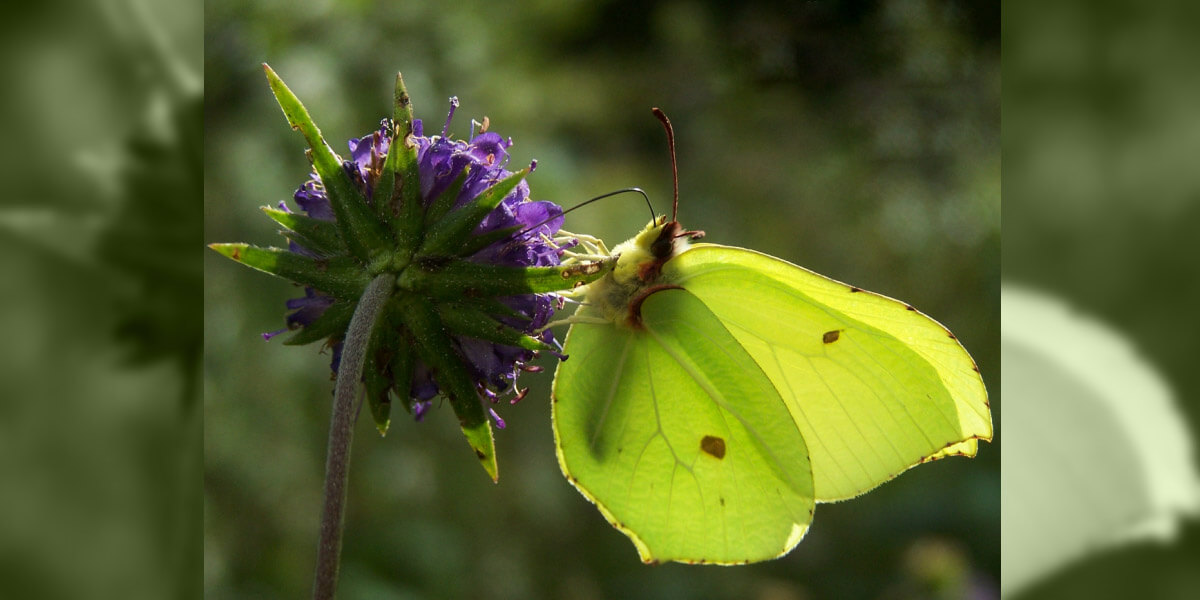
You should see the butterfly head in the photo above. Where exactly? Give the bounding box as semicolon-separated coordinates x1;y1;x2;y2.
568;109;703;327
650;219;685;261
608;215;695;283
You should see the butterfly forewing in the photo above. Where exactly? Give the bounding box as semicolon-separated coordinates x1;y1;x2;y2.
665;245;991;502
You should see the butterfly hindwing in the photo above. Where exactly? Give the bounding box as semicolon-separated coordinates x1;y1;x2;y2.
553;288;815;564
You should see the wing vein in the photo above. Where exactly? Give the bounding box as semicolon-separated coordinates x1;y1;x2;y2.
589;331;636;452
644;316;807;505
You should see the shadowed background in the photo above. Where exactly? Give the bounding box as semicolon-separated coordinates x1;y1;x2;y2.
0;0;201;598
205;1;999;598
1003;0;1200;598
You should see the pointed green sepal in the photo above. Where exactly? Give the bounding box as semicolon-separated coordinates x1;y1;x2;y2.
402;257;614;298
417;169;528;257
282;300;355;346
262;64;391;261
388;336;416;420
373;131;398;227
392;71;417;138
468;297;531;322
398;297;498;481
459;415;498;482
438;303;554;353
385;73;424;251
262;206;347;256
456;225;523;259
363;318;396;436
208;243;370;300
363;373;392;436
423;169;469;227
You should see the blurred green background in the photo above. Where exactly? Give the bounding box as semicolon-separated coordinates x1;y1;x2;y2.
0;0;201;598
205;1;999;598
1004;0;1200;598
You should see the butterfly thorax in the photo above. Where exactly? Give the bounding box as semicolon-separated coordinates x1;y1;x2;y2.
576;216;691;329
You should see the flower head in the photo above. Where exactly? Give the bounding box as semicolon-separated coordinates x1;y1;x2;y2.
282;110;568;403
210;67;611;479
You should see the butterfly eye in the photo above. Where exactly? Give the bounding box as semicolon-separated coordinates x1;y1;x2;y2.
650;221;681;260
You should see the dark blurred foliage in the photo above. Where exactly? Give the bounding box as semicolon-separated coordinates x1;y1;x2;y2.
99;93;204;379
1005;0;1200;598
206;1;998;598
0;0;201;598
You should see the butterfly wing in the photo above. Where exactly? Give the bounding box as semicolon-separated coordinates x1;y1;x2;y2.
664;244;991;502
552;288;815;564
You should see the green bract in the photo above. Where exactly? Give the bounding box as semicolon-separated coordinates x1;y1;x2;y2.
210;66;612;480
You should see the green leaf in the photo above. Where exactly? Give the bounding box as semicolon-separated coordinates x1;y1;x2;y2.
417;169;527;257
261;206;347;256
398;296;498;481
262;64;391;261
401;257;614;298
208;243;369;300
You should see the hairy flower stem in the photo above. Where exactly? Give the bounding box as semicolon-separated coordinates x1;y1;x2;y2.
313;272;395;600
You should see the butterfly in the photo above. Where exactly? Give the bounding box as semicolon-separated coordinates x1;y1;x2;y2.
550;109;992;564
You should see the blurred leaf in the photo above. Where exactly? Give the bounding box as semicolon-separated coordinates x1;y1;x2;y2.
1001;284;1200;597
0;209;106;269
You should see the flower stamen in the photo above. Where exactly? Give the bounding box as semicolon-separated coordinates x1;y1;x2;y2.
441;96;459;138
488;407;506;429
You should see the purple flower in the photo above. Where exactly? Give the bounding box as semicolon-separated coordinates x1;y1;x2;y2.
211;68;613;478
275;102;569;422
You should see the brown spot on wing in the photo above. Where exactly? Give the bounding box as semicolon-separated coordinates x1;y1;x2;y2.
700;435;726;459
849;286;863;293
823;330;841;344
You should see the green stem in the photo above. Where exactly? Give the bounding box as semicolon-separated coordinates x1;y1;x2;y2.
313;273;395;600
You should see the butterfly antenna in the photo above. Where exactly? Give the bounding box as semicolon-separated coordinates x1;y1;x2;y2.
564;187;655;224
509;187;656;240
651;108;679;223
651;108;704;241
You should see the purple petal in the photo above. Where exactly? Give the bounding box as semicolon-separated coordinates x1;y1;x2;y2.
293;179;334;220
